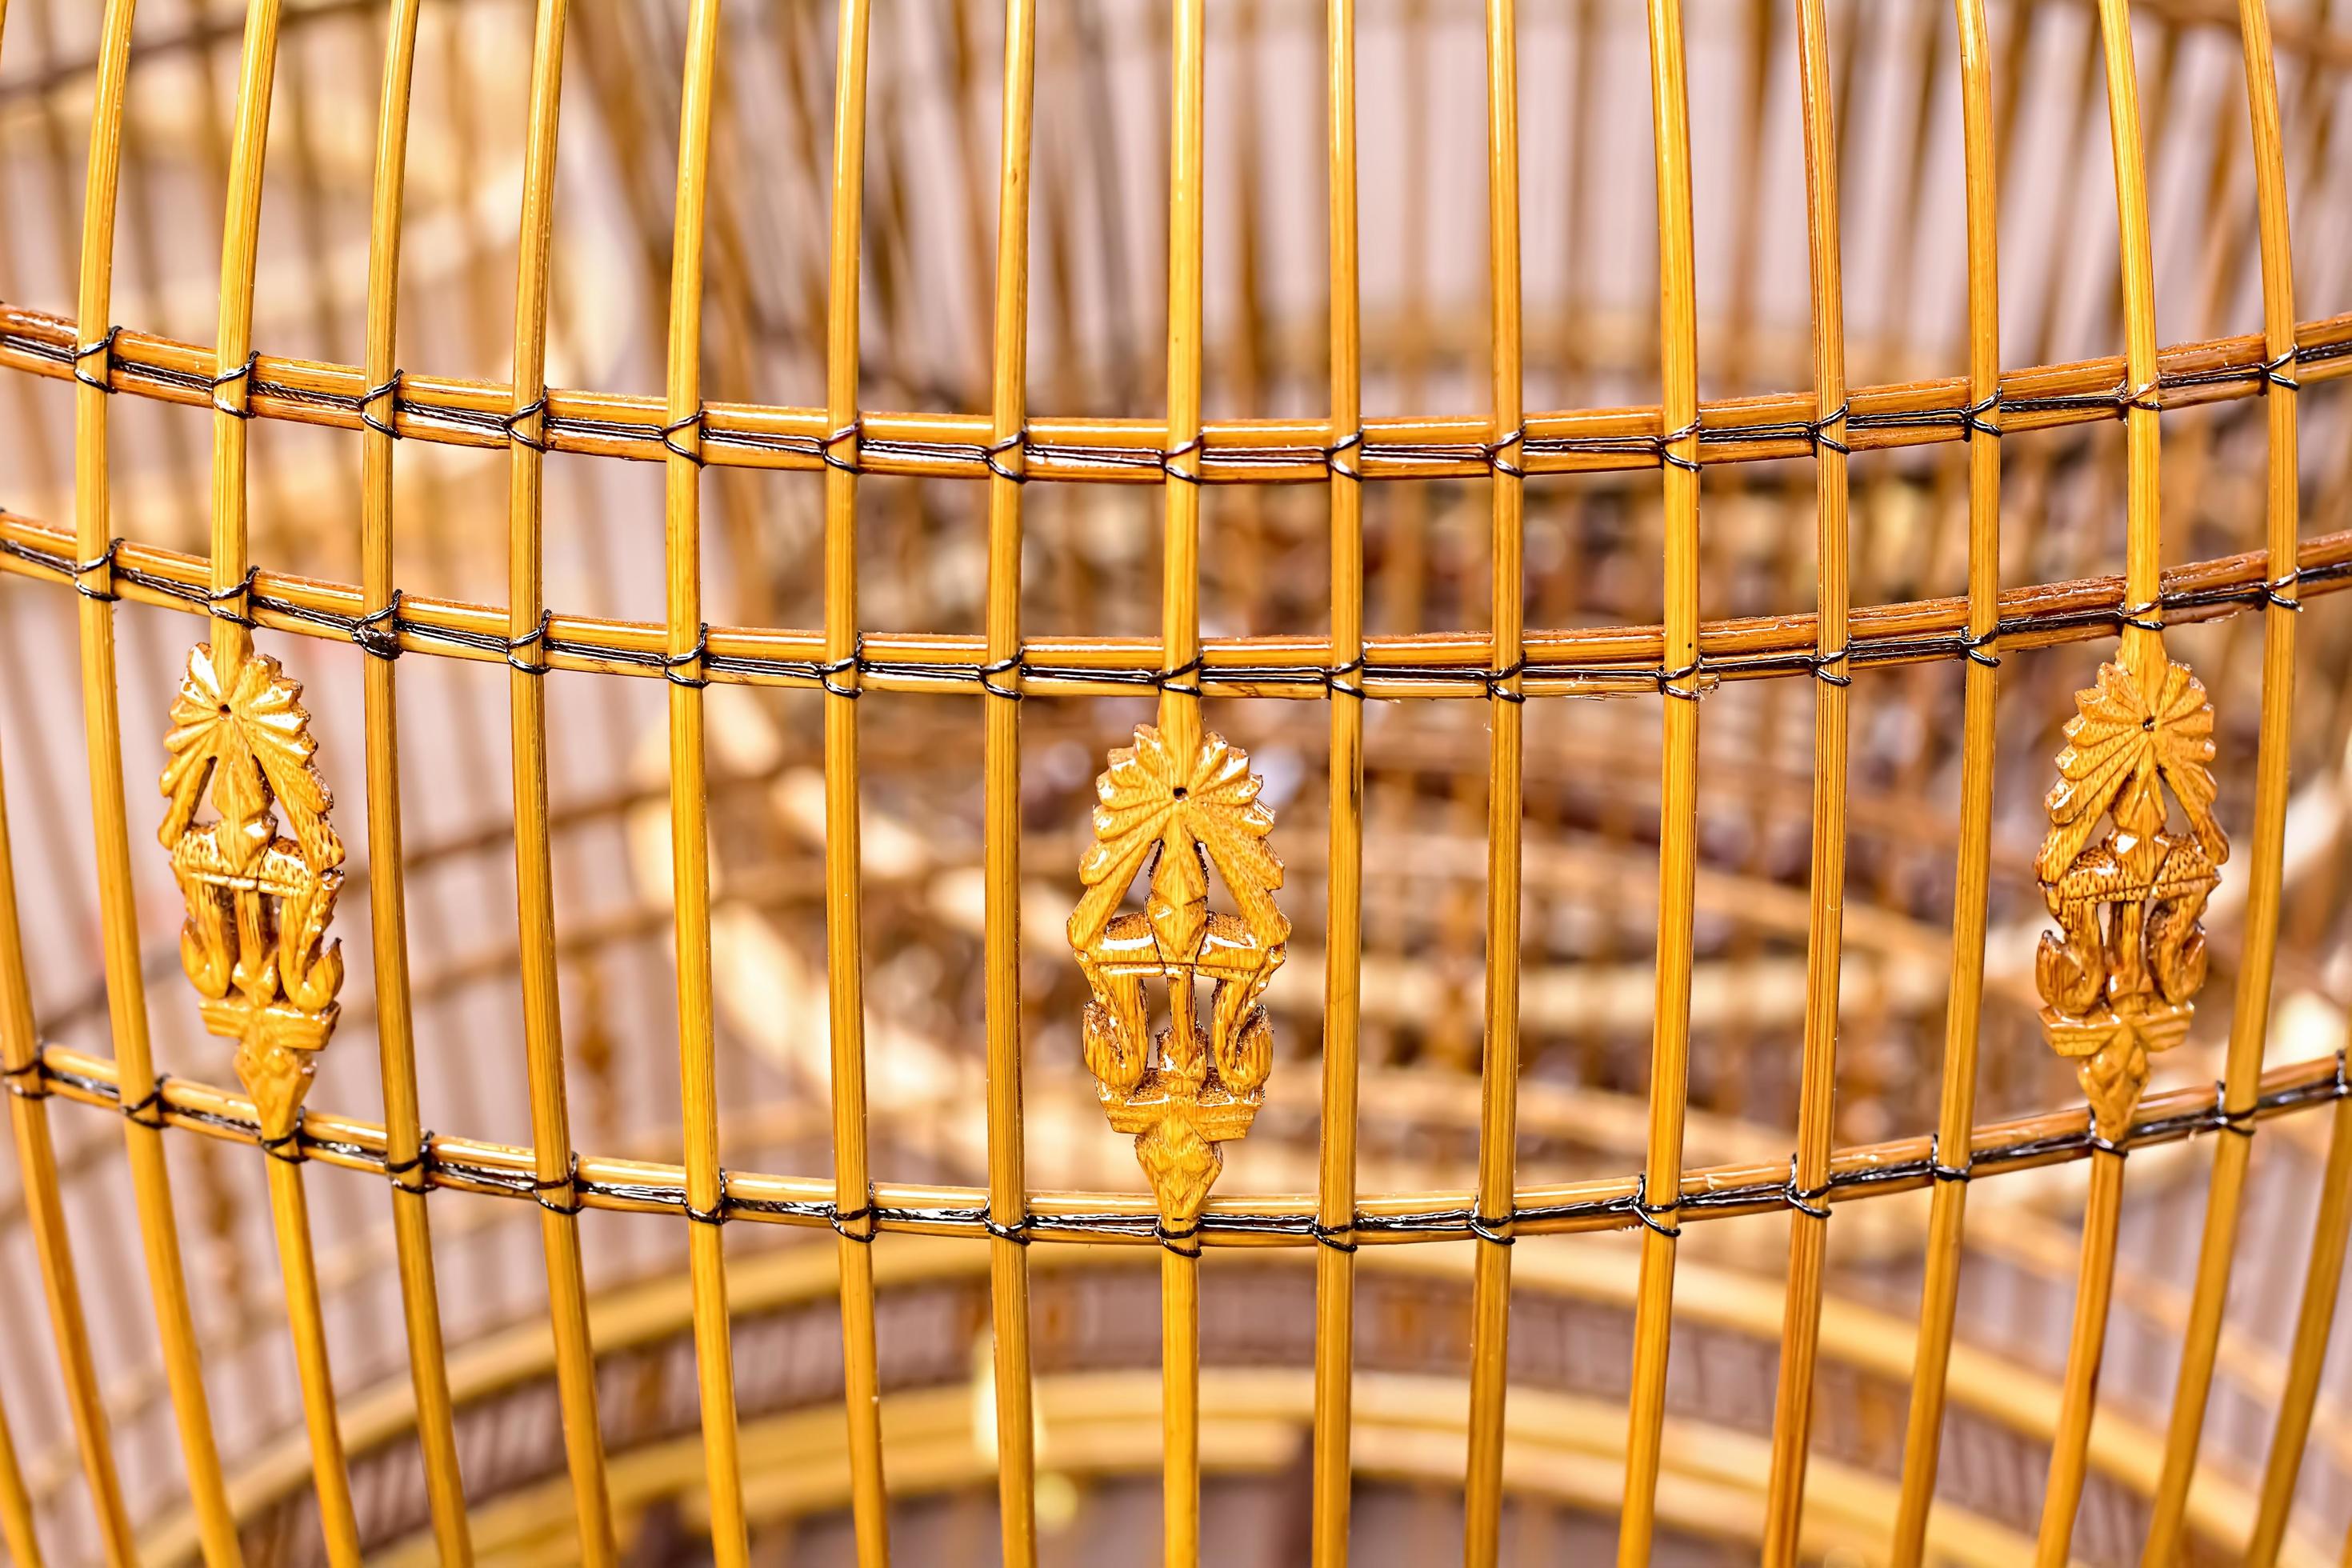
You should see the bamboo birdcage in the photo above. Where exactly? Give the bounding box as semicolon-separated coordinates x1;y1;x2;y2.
2;0;2352;1564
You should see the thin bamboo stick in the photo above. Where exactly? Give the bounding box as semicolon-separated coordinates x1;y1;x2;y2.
68;0;243;1559
660;3;750;1563
1311;0;1364;1557
2039;0;2164;1557
2245;1082;2352;1565
1890;0;2002;1557
821;0;889;1560
357;2;470;1560
984;0;1042;1556
1158;0;1208;1559
2139;0;2298;1552
1760;0;1852;1552
0;1379;36;1568
503;2;616;1559
1462;0;1524;1556
1618;0;1703;1552
208;6;362;1558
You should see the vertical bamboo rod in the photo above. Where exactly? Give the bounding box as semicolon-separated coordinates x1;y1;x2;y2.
357;3;471;1559
1619;0;1702;1555
822;0;889;1560
2245;1080;2352;1565
210;7;362;1558
1461;0;1524;1558
661;4;750;1562
2141;0;2298;1554
1159;0;1207;1559
1312;0;1364;1558
1890;0;2002;1557
984;0;1041;1556
0;1381;37;1568
69;0;244;1559
1761;0;1851;1554
2039;0;2162;1557
503;2;616;1558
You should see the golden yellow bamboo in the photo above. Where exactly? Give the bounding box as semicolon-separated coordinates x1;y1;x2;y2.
1462;0;1524;1558
1890;0;2002;1558
357;2;472;1560
0;1383;36;1568
661;3;750;1562
2245;1083;2352;1565
1619;0;1702;1554
822;0;889;1559
503;2;617;1559
1313;0;1365;1558
2141;0;2298;1554
68;0;243;1560
984;0;1041;1557
1760;0;1850;1553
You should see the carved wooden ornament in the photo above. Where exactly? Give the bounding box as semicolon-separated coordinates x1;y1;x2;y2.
160;646;346;1142
1069;724;1288;1232
2034;649;2227;1143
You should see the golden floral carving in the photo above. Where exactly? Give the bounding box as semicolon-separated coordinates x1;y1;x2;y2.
160;646;345;1141
2034;650;2227;1143
1069;724;1287;1232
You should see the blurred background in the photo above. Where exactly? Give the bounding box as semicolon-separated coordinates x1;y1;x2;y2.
2;0;2352;1562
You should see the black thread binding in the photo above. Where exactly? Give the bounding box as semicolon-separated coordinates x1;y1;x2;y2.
978;655;1023;701
353;591;403;661
1656;659;1702;703
360;370;403;439
1311;1218;1359;1253
686;1168;730;1226
2120;378;2165;415
1158;653;1205;698
831;1196;878;1243
983;1213;1033;1246
820;421;862;474
1628;1174;1682;1239
73;538;123;603
1784;1155;1831;1219
1959;626;2001;670
209;350;261;418
120;1074;169;1129
504;396;550;453
1326;428;1364;482
2257;346;2301;394
74;326;121;392
2119;599;2165;634
659;408;706;466
982;430;1026;482
1155;1218;1202;1258
1485;426;1526;480
2214;1082;2256;1139
1808;398;1850;457
663;623;710;689
385;1130;434;1192
1;1054;48;1100
1810;646;1852;688
821;638;863;698
1658;416;1702;474
1927;1133;1972;1183
506;607;554;674
532;1155;584;1216
1467;1210;1516;1246
1326;655;1366;701
1161;432;1204;486
1486;656;1528;704
1959;389;2003;441
2264;573;2302;612
206;566;260;629
259;1109;306;1166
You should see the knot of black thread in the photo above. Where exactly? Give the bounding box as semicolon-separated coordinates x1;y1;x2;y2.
206;566;260;629
820;420;862;474
821;638;863;699
2214;1082;2256;1139
1656;658;1702;704
1784;1155;1831;1219
1484;426;1526;480
1486;656;1528;704
2258;346;2300;394
2263;572;2302;612
259;1109;306;1166
978;654;1024;701
353;591;404;661
831;1195;878;1243
983;1213;1033;1246
1959;389;2003;441
120;1074;169;1129
531;1154;584;1216
1810;646;1853;688
1958;626;2001;670
384;1130;434;1193
663;623;711;689
686;1168;730;1226
1161;432;1205;486
1627;1174;1682;1239
2119;599;2165;634
1;1053;48;1100
208;350;260;419
1310;1218;1359;1254
1326;428;1364;482
659;407;706;466
1326;655;1367;701
1158;653;1205;698
1927;1134;1972;1184
504;395;550;453
2119;378;2164;415
982;430;1026;483
1657;416;1702;474
73;538;123;603
506;607;554;674
1807;398;1851;457
360;370;403;439
74;326;121;393
1155;1218;1202;1258
1467;1210;1517;1246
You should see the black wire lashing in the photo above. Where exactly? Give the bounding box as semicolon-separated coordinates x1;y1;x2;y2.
821;634;863;698
72;537;124;603
2264;572;2303;612
831;1195;879;1244
1155;1218;1203;1258
360;370;403;439
73;326;121;392
1926;1133;1972;1184
1485;426;1526;480
1326;428;1365;482
983;1213;1034;1246
1161;432;1205;486
1;1054;48;1100
686;1168;731;1226
259;1109;307;1166
505;606;555;674
1810;646;1853;688
1326;655;1367;701
978;655;1023;701
532;1154;585;1216
206;565;260;629
1157;653;1205;698
659;407;706;466
1310;1218;1360;1254
1808;398;1850;457
1656;658;1703;703
1486;656;1528;704
1467;1210;1517;1246
982;430;1026;482
2119;599;2165;634
1626;1174;1682;1239
2257;346;2300;394
1959;388;2003;441
1958;626;2001;670
1658;415;1703;474
208;350;261;419
1784;1156;1831;1220
353;590;404;662
504;395;550;453
819;420;862;474
663;622;711;689
119;1074;170;1130
384;1130;435;1192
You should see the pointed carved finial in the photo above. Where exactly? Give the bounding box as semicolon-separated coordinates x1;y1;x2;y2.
2034;647;2227;1144
160;645;345;1142
1069;724;1288;1236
